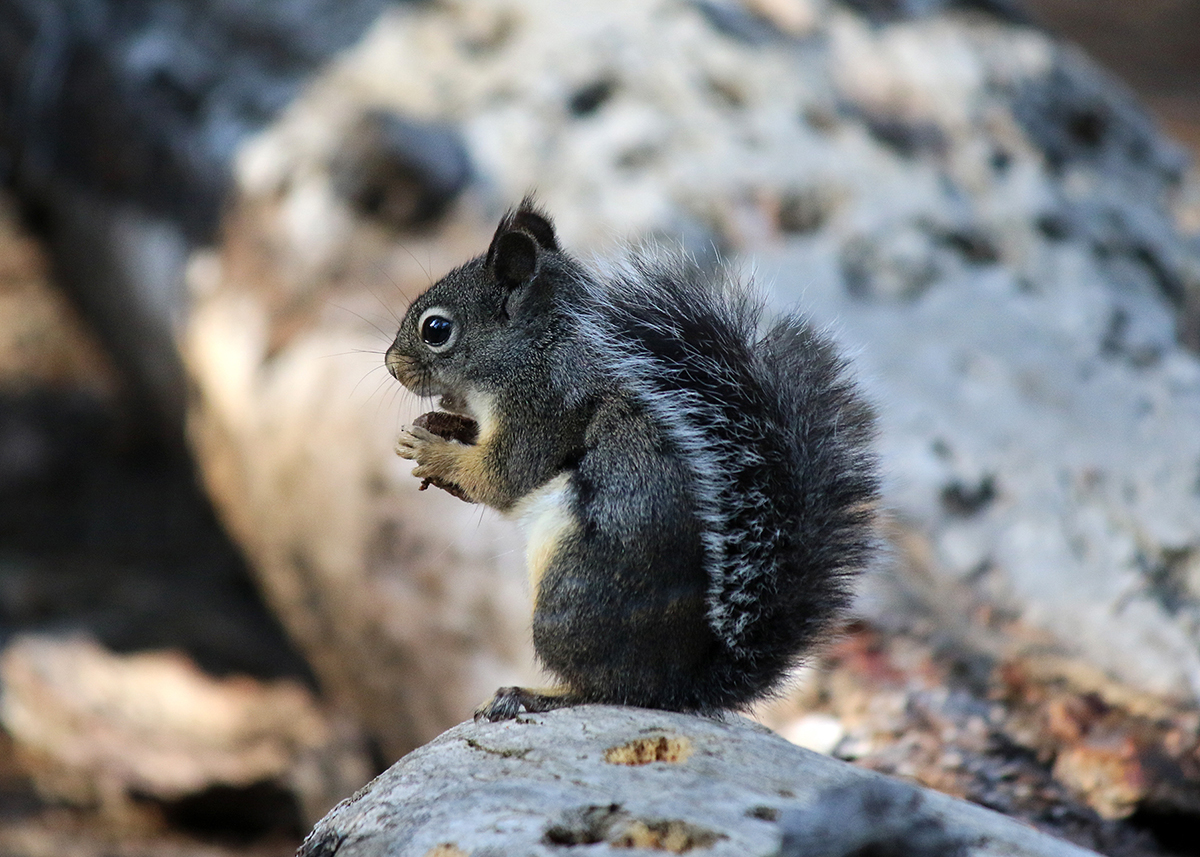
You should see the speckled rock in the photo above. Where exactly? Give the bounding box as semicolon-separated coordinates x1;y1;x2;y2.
299;706;1097;857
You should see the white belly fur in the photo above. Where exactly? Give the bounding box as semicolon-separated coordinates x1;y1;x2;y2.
511;473;576;593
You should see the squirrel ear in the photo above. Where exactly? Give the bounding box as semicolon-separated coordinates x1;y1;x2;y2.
492;230;539;290
512;203;558;252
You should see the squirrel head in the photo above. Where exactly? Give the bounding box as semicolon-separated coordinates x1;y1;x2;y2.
386;197;573;401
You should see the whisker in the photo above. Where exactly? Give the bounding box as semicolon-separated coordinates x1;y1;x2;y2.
358;266;406;327
321;348;388;359
394;238;434;287
371;376;397;420
328;301;396;341
350;363;391;400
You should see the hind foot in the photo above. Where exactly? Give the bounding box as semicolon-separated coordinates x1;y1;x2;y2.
474;685;577;722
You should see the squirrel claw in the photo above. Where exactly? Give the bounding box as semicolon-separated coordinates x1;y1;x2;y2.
474;687;526;722
474;686;574;722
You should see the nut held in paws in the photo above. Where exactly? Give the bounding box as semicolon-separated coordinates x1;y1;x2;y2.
413;411;479;445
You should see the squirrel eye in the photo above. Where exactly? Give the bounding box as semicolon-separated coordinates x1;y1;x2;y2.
418;308;456;351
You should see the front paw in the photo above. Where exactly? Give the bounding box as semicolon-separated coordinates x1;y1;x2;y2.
395;425;440;462
396;426;460;481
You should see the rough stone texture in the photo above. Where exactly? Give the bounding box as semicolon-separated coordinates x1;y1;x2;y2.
764;226;1200;702
755;620;1200;854
300;706;1097;857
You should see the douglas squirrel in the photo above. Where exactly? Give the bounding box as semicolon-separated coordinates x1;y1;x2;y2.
386;199;879;721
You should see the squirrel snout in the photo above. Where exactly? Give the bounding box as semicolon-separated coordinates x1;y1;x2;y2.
385;345;441;396
384;343;408;382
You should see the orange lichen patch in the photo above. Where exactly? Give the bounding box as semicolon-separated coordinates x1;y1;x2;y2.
544;804;723;853
604;735;693;765
423;844;468;857
609;818;723;852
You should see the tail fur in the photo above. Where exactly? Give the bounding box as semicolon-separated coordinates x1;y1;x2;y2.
572;253;879;706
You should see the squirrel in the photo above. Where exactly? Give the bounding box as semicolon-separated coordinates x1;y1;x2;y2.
385;198;879;721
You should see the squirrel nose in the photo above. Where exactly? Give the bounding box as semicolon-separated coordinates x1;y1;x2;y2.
385;345;443;396
384;344;407;382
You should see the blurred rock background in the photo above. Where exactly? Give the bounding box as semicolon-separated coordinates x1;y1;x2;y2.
0;1;1198;855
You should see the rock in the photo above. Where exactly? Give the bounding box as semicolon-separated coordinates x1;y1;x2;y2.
776;780;968;857
0;634;370;829
755;620;1200;851
299;706;1096;857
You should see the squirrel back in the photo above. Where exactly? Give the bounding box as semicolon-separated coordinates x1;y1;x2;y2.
387;200;878;718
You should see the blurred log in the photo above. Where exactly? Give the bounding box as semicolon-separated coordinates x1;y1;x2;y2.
299;706;1098;857
0;634;371;830
0;0;400;429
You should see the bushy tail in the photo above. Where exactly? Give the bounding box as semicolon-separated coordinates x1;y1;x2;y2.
578;257;879;708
